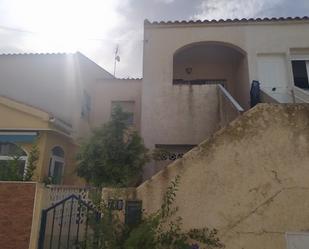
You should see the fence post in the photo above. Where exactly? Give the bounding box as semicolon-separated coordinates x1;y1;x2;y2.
37;209;47;249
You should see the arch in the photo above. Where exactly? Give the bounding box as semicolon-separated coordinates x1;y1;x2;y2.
173;41;247;57
51;146;65;158
172;41;250;108
48;145;65;184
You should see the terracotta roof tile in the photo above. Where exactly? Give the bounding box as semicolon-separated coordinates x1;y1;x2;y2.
145;16;309;26
0;52;74;56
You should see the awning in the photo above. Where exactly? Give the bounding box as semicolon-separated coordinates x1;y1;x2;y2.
0;132;38;143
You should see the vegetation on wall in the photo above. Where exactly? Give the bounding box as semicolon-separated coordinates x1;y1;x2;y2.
124;176;223;249
77;105;149;187
84;176;224;249
24;143;39;181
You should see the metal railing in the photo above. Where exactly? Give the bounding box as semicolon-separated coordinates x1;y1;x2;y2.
38;194;100;249
217;84;244;127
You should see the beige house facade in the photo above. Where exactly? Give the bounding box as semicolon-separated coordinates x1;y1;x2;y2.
1;17;309;249
1;18;309;182
91;17;309;178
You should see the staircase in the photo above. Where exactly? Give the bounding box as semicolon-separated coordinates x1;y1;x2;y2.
136;103;309;249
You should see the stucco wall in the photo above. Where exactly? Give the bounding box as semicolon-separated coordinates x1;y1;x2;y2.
90;79;142;131
142;21;309;157
141;84;220;145
137;103;309;249
0;99;82;185
40;130;83;185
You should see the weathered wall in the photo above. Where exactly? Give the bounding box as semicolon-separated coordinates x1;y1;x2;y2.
137;104;309;249
0;182;36;249
90;79;142;131
142;20;309;160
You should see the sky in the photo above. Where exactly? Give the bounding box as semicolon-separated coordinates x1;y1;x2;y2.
0;0;309;78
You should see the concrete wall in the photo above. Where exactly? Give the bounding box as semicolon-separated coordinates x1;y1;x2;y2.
90;79;142;131
137;103;309;249
0;182;36;249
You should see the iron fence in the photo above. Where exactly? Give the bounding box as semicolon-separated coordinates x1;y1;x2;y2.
38;194;100;249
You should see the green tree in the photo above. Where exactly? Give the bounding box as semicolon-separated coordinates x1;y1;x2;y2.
77;105;149;187
24;142;39;181
0;144;25;181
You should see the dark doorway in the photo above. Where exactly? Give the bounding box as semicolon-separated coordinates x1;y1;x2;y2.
292;61;309;89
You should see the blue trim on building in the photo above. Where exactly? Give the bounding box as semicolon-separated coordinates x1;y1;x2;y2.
0;135;37;143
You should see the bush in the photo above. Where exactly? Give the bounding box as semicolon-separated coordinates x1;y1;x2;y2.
77;105;149;187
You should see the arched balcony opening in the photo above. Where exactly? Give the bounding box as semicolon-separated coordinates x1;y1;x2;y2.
173;42;249;108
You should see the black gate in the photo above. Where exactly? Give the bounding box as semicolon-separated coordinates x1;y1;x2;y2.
38;194;100;249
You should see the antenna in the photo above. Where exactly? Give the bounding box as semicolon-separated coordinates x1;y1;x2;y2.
113;44;120;77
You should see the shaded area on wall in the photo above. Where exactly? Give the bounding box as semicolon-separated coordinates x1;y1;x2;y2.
137;103;309;249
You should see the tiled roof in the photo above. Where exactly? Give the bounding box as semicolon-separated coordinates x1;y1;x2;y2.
0;52;74;56
117;77;142;80
145;16;309;26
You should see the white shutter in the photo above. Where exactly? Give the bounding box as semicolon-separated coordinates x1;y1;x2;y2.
257;54;289;93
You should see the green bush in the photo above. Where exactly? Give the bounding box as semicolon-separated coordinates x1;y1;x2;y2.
77;105;149;187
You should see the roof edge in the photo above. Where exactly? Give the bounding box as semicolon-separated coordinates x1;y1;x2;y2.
0;95;52;121
144;16;309;27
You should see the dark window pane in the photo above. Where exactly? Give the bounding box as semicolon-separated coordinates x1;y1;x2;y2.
52;161;63;184
292;61;309;89
0;143;26;156
52;146;64;157
125;201;142;226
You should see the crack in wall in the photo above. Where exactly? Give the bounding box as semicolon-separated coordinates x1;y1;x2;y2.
235;230;284;236
223;186;309;237
223;189;283;236
271;170;282;184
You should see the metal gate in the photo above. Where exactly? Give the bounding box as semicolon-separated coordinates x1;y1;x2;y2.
38;194;100;249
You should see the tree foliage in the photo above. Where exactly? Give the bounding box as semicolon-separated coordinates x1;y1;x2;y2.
0;155;24;181
24;142;39;181
77;105;149;187
0;142;39;181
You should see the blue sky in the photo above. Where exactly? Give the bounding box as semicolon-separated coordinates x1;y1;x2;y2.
0;0;308;77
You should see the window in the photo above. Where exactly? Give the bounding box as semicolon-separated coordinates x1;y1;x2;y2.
0;142;27;180
81;90;91;119
291;60;309;89
48;146;65;184
111;101;135;126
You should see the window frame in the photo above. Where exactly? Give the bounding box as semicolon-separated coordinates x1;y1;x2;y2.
291;59;309;89
48;146;65;184
0;142;28;178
